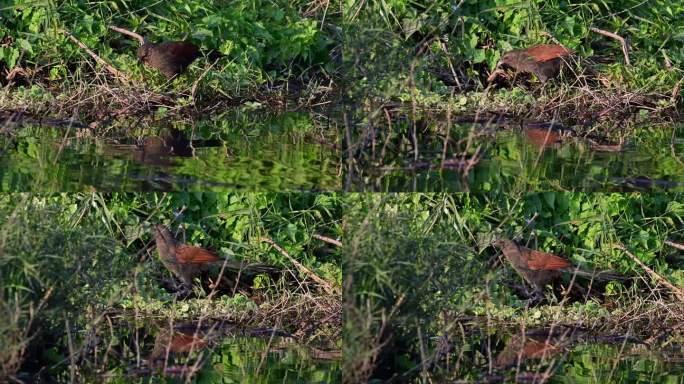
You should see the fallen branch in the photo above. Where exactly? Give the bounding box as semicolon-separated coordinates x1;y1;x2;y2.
191;59;218;104
109;25;145;46
665;239;684;251
259;236;338;295
63;30;129;83
612;243;684;302
590;27;630;66
671;75;683;104
313;234;342;247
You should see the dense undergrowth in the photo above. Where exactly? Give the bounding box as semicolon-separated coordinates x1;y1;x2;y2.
344;0;683;128
344;193;684;382
0;0;341;121
0;192;343;380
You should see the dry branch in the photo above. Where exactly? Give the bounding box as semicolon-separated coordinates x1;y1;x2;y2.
612;243;684;302
63;30;129;83
109;26;145;46
313;233;342;247
590;27;630;66
665;240;684;251
259;236;338;295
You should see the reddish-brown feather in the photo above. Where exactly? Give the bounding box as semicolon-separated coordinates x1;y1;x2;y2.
524;127;563;148
521;339;561;358
176;245;222;263
167;332;208;352
526;250;572;270
524;44;573;62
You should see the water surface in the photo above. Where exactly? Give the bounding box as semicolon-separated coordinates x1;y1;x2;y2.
0;110;339;191
345;113;684;192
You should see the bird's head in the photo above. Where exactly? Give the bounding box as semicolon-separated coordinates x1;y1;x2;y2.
491;235;514;249
136;44;150;61
498;50;528;69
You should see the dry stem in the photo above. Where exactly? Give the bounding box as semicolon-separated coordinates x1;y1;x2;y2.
589;27;631;66
63;30;129;83
259;236;339;295
109;26;145;46
612;243;684;302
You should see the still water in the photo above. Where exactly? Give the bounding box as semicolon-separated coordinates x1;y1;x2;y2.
345;111;684;192
0;110;339;191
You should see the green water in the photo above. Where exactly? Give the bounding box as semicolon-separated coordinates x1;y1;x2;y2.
346;116;684;192
27;322;340;383
0;111;339;191
378;330;684;383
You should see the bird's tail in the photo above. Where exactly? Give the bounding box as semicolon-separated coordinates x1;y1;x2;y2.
566;267;627;282
213;260;278;275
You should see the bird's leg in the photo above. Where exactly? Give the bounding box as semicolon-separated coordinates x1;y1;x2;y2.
174;284;192;299
527;285;544;305
172;277;194;298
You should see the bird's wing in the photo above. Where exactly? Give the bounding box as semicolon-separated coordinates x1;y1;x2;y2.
522;339;561;358
176;245;222;263
527;44;573;62
526;249;572;270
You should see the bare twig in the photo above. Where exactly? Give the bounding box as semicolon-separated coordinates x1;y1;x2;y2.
190;59;218;104
63;30;129;83
109;25;145;46
612;243;684;302
259;236;338;295
664;240;684;251
671;75;683;104
439;39;461;88
541;31;562;45
661;49;672;69
312;233;342;247
589;27;630;66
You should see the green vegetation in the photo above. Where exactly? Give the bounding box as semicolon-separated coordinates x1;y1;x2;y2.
0;193;342;381
343;0;683;164
345;193;684;382
0;0;340;120
345;0;682;108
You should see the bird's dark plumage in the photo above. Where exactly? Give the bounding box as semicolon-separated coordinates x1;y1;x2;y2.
137;41;200;79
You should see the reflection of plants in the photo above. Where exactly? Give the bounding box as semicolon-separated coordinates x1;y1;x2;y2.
0;111;339;191
347;108;684;192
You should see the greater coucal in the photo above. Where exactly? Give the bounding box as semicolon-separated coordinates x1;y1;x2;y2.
154;225;276;292
488;44;574;84
493;237;622;299
137;41;201;79
494;334;563;369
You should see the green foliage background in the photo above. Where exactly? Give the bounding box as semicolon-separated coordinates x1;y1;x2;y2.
344;0;683;101
0;0;336;92
344;192;684;382
0;192;343;378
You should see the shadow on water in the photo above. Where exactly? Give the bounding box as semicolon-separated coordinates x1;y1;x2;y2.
345;109;684;192
375;325;684;383
19;319;340;383
0;110;340;191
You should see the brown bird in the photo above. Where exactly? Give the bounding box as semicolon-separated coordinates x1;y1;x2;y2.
492;237;622;299
137;41;201;79
488;44;574;84
154;225;277;292
523;126;565;148
149;327;210;362
494;334;563;369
